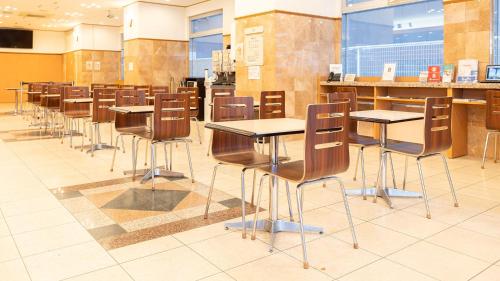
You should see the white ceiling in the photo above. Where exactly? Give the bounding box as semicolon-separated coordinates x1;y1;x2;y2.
0;0;208;31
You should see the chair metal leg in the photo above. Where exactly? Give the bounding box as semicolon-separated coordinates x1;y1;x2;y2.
440;154;459;208
240;169;248;239
251;174;268;240
482;132;492;169
133;138;142;181
295;185;309;269
285;181;294;222
110;134;121;172
207;132;212;156
251;169;256;207
60;116;66;144
334;178;359;249
353;148;361;181
144;141;148;166
388;152;397;189
416;158;431;219
402;156;408;190
185;141;195;183
282;138;288;158
169;143;173;171
151;142;156;191
121;135;126;154
373;153;385;203
69;118;73;148
495;134;498;163
204;164;220;219
360;147;367;200
193;117;202;144
163;143;169;171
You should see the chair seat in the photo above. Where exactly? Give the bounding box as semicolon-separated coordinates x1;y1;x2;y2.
214;151;288;168
349;133;379;147
385;140;423;156
65;112;91;118
117;126;152;139
258;160;304;182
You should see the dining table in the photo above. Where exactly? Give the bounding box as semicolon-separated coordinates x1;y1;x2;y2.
205;118;324;237
347;110;425;207
4;88;23;115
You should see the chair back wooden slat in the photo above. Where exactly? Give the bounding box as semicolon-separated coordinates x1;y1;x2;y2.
486;90;500;131
326;91;358;133
28;83;46;104
93;88;117;123
260;91;285;119
422;97;453;155
151;86;170;95
212;96;255;155
177;87;199;118
153;94;190;140
120;84;135;90
211;88;234;103
303;102;350;181
115;90;147;129
41;85;63;110
62;86;90;115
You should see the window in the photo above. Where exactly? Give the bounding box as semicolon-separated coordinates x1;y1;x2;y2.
494;0;500;63
342;0;444;77
189;11;223;78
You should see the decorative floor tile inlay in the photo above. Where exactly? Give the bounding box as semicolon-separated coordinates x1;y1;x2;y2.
51;177;258;250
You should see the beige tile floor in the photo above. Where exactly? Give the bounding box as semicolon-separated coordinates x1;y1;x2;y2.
0;104;499;281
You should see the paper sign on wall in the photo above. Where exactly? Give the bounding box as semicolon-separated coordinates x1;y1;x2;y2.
85;61;93;71
93;61;101;71
248;66;261;80
244;34;264;66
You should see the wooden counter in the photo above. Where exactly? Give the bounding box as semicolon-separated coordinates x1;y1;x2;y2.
317;79;500;159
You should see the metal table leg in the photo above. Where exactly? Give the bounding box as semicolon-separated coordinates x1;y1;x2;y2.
345;123;422;208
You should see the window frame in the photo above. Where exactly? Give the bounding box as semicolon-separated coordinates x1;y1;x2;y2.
493;0;499;63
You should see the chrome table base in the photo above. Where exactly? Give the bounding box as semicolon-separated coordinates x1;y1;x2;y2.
123;166;184;183
346;187;422;208
224;219;323;235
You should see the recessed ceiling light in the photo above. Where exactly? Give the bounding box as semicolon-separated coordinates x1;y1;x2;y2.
80;3;101;9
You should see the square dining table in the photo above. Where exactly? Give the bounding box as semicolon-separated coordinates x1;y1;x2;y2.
348;110;425;207
205;118;324;237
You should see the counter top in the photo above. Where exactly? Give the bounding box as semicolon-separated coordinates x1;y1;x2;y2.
320;81;500;89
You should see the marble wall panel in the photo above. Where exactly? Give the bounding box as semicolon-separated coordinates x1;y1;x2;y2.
63;50;120;86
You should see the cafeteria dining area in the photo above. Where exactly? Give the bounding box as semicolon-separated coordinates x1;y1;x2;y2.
1;0;500;280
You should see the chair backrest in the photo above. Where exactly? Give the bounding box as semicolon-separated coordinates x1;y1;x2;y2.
93;88;117;123
302;102;350;181
336;87;357;96
115;89;147;129
422;97;453;155
91;84;119;91
212;96;255;156
120;84;135;90
135;85;151;95
211;88;234;103
177;87;198;117
326;91;358;133
260;91;285;119
42;85;63;109
486;90;500;131
152;94;190;141
62;86;90;115
151;86;170;95
28;83;46;103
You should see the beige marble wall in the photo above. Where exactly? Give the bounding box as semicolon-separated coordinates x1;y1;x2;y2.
63;50;121;86
235;12;337;118
124;39;188;86
444;0;492;158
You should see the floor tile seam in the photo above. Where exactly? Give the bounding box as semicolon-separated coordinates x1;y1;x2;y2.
423;238;500;265
466;261;500;281
0;208;34;281
1;203;64;220
58;264;136;281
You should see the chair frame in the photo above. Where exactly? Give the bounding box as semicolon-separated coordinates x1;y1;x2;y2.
177;87;202;144
252;102;358;269
481;90;500;168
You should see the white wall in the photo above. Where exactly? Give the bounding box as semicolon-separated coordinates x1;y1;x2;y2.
123;2;187;41
0;30;66;54
235;0;342;18
66;24;121;52
186;0;235;35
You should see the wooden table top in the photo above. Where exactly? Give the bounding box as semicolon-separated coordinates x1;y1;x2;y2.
205;118;305;138
350;110;424;124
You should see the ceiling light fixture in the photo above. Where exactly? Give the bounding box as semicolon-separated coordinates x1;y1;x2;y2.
80;3;101;9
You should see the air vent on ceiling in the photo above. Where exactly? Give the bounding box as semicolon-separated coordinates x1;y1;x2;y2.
19;12;48;18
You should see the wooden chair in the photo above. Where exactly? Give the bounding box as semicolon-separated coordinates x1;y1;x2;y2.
40;85;63;135
86;88;118;156
384;97;459;219
132;93;195;190
258;91;289;156
204;96;293;239
151;86;169;94
481;90;500;168
207;88;235;156
27;83;47;124
326;91;388;198
111;89;149;172
177;87;202;144
252;101;358;269
60;86;91;148
135;85;152;105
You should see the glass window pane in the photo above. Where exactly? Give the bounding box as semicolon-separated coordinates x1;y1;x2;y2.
494;0;499;63
191;13;223;34
189;34;223;77
342;0;444;77
345;0;372;6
